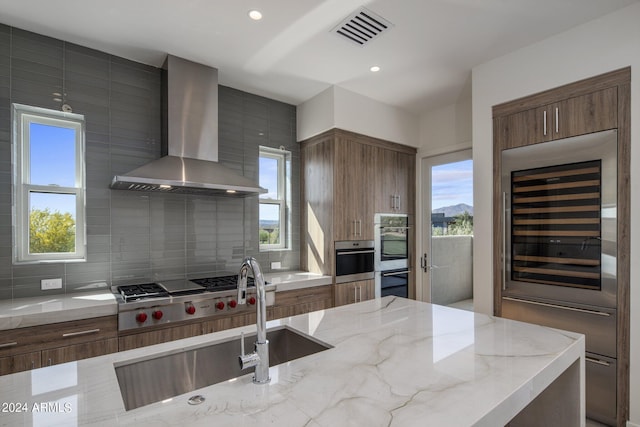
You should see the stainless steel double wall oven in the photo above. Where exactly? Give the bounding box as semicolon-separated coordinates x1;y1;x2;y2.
374;213;410;298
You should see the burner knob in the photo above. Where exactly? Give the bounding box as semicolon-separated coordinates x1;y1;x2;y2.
216;301;225;310
228;300;237;308
152;310;163;320
185;304;196;315
248;296;256;305
136;312;148;323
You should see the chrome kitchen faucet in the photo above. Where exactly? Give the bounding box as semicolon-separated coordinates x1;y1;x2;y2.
237;257;270;384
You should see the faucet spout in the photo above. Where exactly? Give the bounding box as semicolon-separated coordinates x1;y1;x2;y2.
237;257;270;384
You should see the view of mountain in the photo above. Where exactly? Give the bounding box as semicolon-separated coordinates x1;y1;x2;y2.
432;203;473;217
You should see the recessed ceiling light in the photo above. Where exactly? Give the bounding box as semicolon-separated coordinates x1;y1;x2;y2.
248;10;263;20
226;189;237;194
370;66;381;73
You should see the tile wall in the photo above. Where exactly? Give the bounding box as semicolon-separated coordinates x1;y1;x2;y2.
0;24;299;299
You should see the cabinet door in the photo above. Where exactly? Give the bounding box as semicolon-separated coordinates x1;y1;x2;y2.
359;279;375;302
42;338;118;366
395;152;415;214
334;282;357;307
0;351;41;375
375;147;398;213
334;139;375;240
500;108;543;149
273;286;333;319
334;280;375;306
563;87;617;137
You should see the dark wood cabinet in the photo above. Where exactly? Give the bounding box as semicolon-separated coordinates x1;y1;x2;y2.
495;87;618;150
0;316;117;376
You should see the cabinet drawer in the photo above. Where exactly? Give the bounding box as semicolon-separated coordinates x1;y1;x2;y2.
42;338;118;367
585;352;616;426
274;286;332;307
0;316;117;357
501;297;616;358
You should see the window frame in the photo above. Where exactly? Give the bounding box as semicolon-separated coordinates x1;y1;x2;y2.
259;146;290;251
12;104;87;264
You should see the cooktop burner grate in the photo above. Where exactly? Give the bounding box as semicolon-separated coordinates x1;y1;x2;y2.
191;275;255;292
118;283;168;302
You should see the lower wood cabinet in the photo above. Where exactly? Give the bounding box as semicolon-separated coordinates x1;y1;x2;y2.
0;316;117;376
334;280;374;307
271;285;333;319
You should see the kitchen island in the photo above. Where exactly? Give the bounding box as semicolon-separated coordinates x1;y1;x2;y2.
0;297;584;426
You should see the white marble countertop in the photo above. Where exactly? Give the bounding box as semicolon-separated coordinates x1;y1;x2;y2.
0;297;584;426
264;270;332;291
0;271;330;331
0;291;117;331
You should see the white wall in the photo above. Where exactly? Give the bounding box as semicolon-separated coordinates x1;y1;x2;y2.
418;97;472;155
472;3;640;423
297;85;420;147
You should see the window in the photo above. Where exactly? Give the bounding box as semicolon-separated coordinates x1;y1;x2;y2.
259;146;290;250
13;104;86;263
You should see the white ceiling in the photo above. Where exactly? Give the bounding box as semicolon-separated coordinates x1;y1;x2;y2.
0;0;637;114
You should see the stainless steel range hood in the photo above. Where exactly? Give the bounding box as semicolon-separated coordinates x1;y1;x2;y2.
110;55;266;197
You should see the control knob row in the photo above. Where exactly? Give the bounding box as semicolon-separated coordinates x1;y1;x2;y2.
136;310;163;323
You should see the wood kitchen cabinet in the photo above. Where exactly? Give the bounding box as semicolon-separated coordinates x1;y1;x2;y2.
334;279;374;307
301;128;416;278
0;316;117;376
375;147;415;214
495;86;618;150
271;285;333;319
334;138;375;240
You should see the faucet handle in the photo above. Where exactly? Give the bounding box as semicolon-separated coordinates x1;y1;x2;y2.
238;332;260;370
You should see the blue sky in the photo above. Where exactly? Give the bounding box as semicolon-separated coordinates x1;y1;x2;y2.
29;123;77;216
259;156;279;221
431;159;473;210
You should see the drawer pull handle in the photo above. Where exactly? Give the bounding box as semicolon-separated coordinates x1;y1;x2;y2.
62;328;100;338
0;342;18;349
502;297;611;317
586;356;610;367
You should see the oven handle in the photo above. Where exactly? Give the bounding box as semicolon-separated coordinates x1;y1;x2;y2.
336;249;375;256
502;297;611;317
378;226;411;230
382;270;410;277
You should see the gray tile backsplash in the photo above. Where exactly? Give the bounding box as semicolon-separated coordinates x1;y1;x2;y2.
0;24;300;299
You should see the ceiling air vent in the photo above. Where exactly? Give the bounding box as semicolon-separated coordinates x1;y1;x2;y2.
332;8;393;46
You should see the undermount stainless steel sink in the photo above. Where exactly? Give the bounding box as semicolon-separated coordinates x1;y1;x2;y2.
115;326;332;410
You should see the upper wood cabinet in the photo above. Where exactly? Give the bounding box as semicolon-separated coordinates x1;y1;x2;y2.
374;148;415;214
495;86;618;150
301;128;416;276
334;138;375;240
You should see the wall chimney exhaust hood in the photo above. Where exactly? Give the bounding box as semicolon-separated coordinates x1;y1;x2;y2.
110;55;266;197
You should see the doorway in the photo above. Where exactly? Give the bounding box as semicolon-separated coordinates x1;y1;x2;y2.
419;150;473;310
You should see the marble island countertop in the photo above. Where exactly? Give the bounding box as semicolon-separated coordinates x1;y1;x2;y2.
0;297;584;426
0;271;331;330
